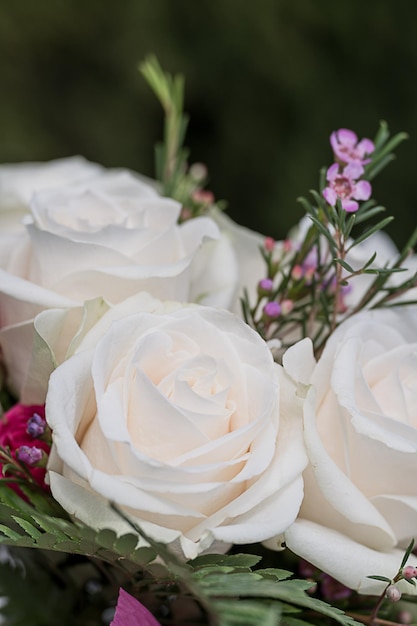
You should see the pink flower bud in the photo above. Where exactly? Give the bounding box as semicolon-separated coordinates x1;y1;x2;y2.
402;565;417;580
263;301;281;319
264;237;275;252
257;278;274;295
291;265;303;281
281;299;294;315
192;189;214;205
386;584;401;603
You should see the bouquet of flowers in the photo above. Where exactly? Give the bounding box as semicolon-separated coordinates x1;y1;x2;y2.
0;56;416;626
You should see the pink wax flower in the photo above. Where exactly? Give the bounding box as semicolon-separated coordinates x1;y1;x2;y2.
0;404;50;492
111;588;161;626
330;128;375;165
322;161;371;213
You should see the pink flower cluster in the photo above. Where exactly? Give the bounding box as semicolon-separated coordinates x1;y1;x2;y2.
323;128;374;213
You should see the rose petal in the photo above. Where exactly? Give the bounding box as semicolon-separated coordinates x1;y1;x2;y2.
285;519;417;595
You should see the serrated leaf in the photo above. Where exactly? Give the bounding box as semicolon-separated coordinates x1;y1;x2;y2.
267;580;362;626
219;553;263;568
35;532;64;551
113;532;139;556
189;553;227;568
11;516;42;540
30;514;68;541
96;527;118;550
193;566;237;579
0;524;23;541
213;599;281;626
256;568;293;581
129;546;157;565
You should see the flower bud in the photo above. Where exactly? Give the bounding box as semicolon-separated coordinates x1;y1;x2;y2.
402;565;417;580
281;299;294;315
257;278;274;296
291;265;303;281
16;445;46;467
27;413;47;439
263;301;281;319
264;237;275;252
385;584;401;603
192;189;214;205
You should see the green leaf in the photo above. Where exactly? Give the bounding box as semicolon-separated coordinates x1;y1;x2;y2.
11;516;42;540
95;527;118;550
373;120;390;149
308;215;337;251
353;204;385;225
347;216;394;249
256;568;294;581
367;575;392;583
401;538;415;568
333;258;354;273
213;599;281;626
113;532;139;556
0;524;23;541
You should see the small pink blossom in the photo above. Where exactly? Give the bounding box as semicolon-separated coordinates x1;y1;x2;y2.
323;161;371;213
258;278;274;295
263;301;281;318
330;128;375;165
192;189;215;205
111;588;161;626
264;236;275;252
402;565;417;580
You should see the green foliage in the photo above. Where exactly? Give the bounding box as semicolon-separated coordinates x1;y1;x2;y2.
0;487;157;572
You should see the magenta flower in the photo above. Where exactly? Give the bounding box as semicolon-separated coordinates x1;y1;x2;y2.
111;588;161;626
322;161;371;213
330;128;375;165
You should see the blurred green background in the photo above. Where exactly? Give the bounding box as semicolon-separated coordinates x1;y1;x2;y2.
0;0;415;245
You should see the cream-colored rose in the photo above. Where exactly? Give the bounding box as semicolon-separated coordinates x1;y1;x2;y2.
0;169;220;396
207;209;265;314
277;309;417;594
44;293;307;559
0;156;103;267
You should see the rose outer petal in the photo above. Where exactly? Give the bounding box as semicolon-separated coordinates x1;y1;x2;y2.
285;519;417;595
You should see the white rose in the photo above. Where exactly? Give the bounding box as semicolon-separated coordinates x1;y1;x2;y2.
44;293;307;559
278;308;417;594
209;208;266;314
0;169;220;396
0;156;103;267
0;156;103;232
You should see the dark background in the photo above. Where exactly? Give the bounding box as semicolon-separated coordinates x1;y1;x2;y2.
0;0;415;245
